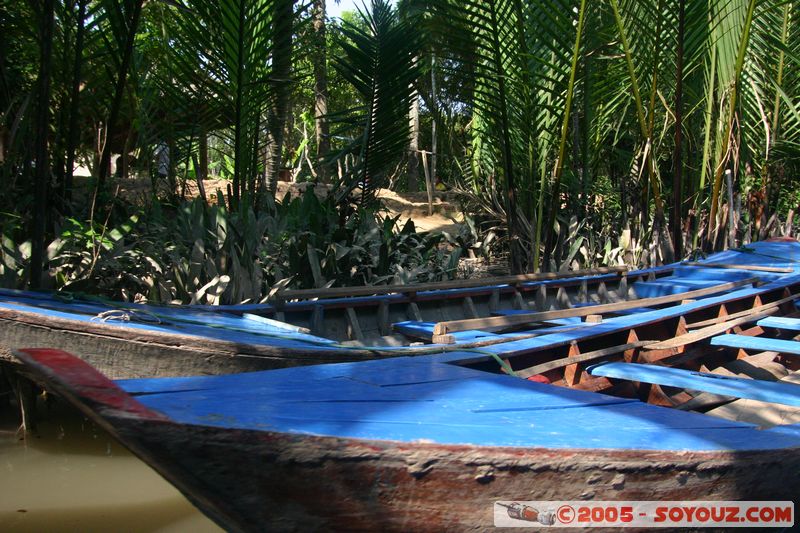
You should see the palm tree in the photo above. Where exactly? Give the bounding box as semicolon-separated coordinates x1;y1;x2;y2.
313;0;332;182
329;0;422;208
156;0;302;206
423;0;800;270
425;0;589;273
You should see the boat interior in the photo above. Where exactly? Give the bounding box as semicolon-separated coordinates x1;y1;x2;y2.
257;246;800;429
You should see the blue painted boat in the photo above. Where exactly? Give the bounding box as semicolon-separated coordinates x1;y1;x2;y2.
1;264;669;379
9;241;800;531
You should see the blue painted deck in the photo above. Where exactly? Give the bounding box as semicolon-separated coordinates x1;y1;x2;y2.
118;355;800;452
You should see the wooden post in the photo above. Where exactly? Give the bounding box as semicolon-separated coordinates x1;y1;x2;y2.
378;300;391;336
310;305;325;336
564;342;583;386
489;289;500;313
345;307;363;341
421;150;434;216
463;296;478;318
726;169;736;249
535;285;547;310
407;302;423;321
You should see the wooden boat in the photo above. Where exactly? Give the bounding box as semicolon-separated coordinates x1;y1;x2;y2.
1;264;671;379
10;241;800;532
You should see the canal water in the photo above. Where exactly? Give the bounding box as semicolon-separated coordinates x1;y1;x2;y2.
0;398;222;532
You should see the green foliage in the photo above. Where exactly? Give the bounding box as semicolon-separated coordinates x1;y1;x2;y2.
421;0;800;268
4;0;800;293
2;192;464;303
329;0;422;206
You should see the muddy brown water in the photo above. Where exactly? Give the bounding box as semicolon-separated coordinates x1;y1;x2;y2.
0;399;222;532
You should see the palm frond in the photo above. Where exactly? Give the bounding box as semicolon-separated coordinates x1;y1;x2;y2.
330;0;421;208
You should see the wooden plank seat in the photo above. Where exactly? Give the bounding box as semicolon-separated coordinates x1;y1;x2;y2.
587;361;800;407
392;321;506;344
757;316;800;332
393;320;599;345
700;371;800;428
710;334;800;356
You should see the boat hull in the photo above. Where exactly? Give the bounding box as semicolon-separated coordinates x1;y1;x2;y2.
47;414;800;532
0;305;374;379
0;266;645;379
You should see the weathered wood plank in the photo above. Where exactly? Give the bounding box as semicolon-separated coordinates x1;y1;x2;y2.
516;341;655;379
685;292;800;328
274;266;629;301
643;310;777;351
433;277;758;335
704;370;800;427
0;308;377;380
345;307;364;341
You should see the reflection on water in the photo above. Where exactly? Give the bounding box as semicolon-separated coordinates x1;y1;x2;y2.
0;398;222;532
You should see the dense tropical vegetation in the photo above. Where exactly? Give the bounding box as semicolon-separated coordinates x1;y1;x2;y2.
1;0;798;304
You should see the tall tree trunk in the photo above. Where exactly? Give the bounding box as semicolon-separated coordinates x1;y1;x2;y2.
706;0;757;245
198;127;209;181
671;0;685;258
29;0;55;289
264;0;294;197
97;0;144;190
487;3;523;274
63;0;88;206
430;54;437;190
0;5;8;124
312;0;330;183
763;2;791;211
541;0;587;271
408;88;420;192
52;1;73;205
580;35;592;223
